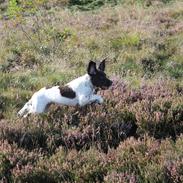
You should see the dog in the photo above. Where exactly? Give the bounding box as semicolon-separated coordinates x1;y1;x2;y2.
18;59;112;118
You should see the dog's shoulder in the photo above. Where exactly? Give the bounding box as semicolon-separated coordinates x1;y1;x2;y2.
67;74;92;94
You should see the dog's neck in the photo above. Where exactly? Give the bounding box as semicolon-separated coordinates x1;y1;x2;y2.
67;74;95;93
84;74;101;93
83;74;96;92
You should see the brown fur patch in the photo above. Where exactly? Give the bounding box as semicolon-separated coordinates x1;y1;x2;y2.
59;86;76;99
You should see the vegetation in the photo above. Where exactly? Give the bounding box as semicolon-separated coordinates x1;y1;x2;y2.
0;0;183;182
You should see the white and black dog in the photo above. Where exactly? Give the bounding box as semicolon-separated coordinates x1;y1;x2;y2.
18;59;112;118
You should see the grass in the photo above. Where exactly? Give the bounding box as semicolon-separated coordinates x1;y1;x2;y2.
0;0;183;182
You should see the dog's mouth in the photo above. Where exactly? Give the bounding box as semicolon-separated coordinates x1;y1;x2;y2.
101;83;113;90
100;81;113;90
101;86;109;90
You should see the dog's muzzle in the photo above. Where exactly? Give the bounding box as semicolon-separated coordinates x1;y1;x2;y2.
101;80;113;90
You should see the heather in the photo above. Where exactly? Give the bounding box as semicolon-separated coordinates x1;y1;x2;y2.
0;0;183;182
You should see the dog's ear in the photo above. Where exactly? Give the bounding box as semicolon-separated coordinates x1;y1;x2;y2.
98;58;106;71
87;61;97;75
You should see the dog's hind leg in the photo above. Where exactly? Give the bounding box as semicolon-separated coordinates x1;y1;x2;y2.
31;95;48;114
17;100;32;117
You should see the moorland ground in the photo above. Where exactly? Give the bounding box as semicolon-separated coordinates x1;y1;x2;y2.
0;0;183;182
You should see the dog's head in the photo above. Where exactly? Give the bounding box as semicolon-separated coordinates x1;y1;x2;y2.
87;59;112;90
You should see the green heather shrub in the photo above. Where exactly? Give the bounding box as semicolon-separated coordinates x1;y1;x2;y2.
141;36;181;77
115;58;141;77
110;33;141;51
135;0;172;5
86;39;99;52
68;0;173;10
170;8;183;19
166;62;183;79
68;0;120;10
7;0;21;18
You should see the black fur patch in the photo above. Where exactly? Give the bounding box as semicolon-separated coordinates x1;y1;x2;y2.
90;70;112;89
59;86;76;99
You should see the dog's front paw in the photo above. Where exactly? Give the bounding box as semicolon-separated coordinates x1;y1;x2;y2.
96;96;104;104
90;95;104;105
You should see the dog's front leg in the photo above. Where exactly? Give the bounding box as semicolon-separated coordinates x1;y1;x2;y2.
78;95;91;106
78;94;104;107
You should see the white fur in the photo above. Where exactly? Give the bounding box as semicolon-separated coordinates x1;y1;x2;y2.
18;74;103;118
